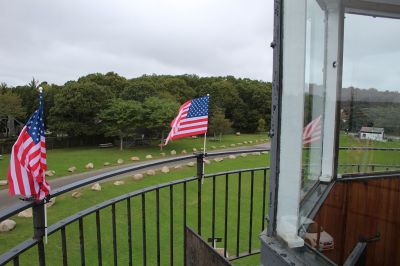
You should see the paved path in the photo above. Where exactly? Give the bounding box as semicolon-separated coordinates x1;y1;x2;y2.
0;143;269;210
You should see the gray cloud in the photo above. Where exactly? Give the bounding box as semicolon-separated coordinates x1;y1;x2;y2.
0;0;273;86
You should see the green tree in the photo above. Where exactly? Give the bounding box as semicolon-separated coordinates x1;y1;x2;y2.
0;92;25;137
98;99;144;150
209;108;232;140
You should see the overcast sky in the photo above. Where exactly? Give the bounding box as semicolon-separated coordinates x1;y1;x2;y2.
0;1;399;91
0;0;273;86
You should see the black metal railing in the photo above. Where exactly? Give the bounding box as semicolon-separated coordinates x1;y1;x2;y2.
0;149;269;266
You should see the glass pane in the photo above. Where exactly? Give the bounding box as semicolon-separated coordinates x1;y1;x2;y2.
338;14;400;175
301;0;326;196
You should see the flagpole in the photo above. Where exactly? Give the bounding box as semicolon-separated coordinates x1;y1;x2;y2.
202;94;209;184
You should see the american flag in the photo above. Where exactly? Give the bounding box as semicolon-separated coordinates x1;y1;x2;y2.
165;96;209;145
8;90;50;200
303;115;322;145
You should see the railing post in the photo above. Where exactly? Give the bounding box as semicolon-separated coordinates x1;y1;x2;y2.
195;152;204;180
32;201;46;266
195;152;204;235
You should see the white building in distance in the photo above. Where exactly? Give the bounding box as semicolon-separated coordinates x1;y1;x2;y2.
359;127;385;141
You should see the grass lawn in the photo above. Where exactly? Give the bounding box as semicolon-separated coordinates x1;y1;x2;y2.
0;153;270;266
0;133;268;180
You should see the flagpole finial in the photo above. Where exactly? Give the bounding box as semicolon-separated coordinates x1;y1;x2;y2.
207;94;209;97
38;87;43;93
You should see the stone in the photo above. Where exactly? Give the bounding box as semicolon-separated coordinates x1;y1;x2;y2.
174;165;182;169
145;154;153;159
262;151;269;154
237;143;243;145
243;141;248;144
249;141;253;144
161;166;170;173
192;148;197;152
146;170;156;176
0;219;16;232
113;180;125;186
91;183;101;191
45;170;55;177
85;163;94;169
220;145;226;148
68;166;77;173
117;159;124;164
170;150;177;155
228;155;236;159
204;159;211;165
191;136;198;139
103;162;111;166
18;208;32;218
252;152;261;156
133;174;144;181
255;140;258;143
181;149;187;154
72;191;82;198
214;157;224;162
187;162;195;167
230;144;236;147
236;132;241;136
240;153;248;157
211;146;217;149
47;197;56;207
160;153;166;157
130;156;140;161
0;180;8;186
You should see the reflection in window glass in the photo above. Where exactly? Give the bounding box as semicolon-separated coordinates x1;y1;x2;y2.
302;0;326;195
339;15;400;174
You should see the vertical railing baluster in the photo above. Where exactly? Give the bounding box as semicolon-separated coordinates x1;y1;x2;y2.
61;227;68;266
112;204;117;266
127;198;132;266
249;170;254;253
211;175;216;248
156;189;161;266
224;173;229;258
170;185;174;266
141;193;147;266
183;182;187;265
262;169;267;230
79;218;85;266
95;211;102;266
236;172;242;257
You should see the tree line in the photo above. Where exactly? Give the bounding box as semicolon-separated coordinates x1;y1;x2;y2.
0;73;272;149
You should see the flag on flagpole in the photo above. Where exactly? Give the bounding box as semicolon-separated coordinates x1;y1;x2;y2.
8;88;50;201
303;115;322;145
165;96;209;145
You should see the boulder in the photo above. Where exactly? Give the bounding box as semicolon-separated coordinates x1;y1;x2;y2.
236;132;241;136
174;165;182;169
204;159;211;165
0;219;16;232
191;136;198;139
0;180;8;186
130;156;140;161
220;145;226;148
249;141;253;144
117;159;124;164
228;155;236;159
68;166;77;172
170;150;177;155
85;163;94;169
192;148;197;152
240;153;248;157
214;157;224;162
181;150;187;154
18;208;32;218
45;170;55;177
262;151;269;154
211;146;217;149
145;154;153;159
230;144;236;147
243;141;248;144
103;162;111;166
252;152;261;156
113;181;125;186
187;162;195;167
133;174;144;181
255;140;258;143
91;183;101;191
47;197;56;207
161;166;170;173
146;170;156;176
237;143;243;145
160;153;166;157
72;191;82;198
